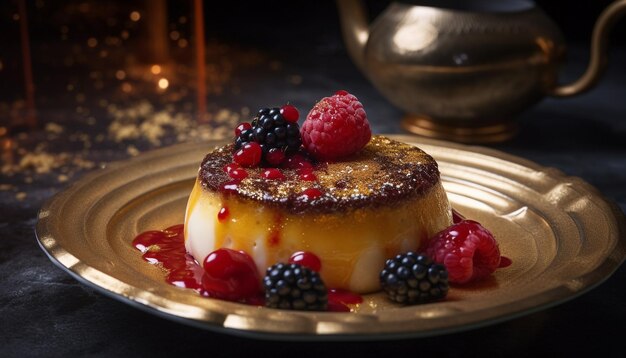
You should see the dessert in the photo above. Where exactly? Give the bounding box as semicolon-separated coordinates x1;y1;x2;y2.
133;90;506;311
184;92;453;294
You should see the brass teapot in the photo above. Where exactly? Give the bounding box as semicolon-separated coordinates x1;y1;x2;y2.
337;0;626;142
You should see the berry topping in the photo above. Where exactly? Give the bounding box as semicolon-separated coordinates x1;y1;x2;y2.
280;104;300;123
283;153;313;169
235;122;252;137
265;148;286;166
234;105;303;166
380;252;449;304
263;263;328;310
233;142;262;168
299;172;317;181
298;188;323;201
202;248;261;301
228;168;248;180
300;90;371;160
217;206;229;222
289;251;322;272
262;168;285;180
425;220;501;284
223;162;240;174
219;180;239;195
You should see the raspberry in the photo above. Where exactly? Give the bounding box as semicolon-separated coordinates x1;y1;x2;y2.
300;90;371;160
425;220;501;284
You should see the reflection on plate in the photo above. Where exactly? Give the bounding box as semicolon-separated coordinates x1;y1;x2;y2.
35;135;626;339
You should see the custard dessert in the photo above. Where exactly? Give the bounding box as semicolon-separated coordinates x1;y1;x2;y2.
184;135;452;293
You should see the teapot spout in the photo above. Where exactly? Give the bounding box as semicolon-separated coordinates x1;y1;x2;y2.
336;0;369;72
549;0;626;97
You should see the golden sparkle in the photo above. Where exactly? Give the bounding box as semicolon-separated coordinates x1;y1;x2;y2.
130;11;141;21
158;78;169;89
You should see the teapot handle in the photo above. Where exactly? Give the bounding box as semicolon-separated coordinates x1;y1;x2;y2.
549;0;626;97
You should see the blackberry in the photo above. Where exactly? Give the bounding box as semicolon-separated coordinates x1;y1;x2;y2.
380;252;449;304
235;106;302;157
263;263;328;311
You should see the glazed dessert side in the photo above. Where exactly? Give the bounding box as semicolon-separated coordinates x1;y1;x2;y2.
184;136;452;293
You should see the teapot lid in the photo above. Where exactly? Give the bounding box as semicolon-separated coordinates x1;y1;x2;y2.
397;0;535;13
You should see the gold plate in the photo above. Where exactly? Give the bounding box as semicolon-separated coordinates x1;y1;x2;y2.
35;135;626;339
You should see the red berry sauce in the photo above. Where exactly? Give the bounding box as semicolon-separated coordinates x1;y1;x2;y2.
132;225;204;291
289;251;322;272
299;172;317;181
219;180;240;195
265;148;286;166
328;289;363;312
217;206;229;222
262;168;285;180
283;153;313;170
229;168;248;180
499;256;512;268
299;188;323;201
223;162;240;174
132;225;364;311
452;208;465;223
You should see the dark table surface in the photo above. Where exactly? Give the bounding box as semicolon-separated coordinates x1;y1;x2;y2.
1;2;626;357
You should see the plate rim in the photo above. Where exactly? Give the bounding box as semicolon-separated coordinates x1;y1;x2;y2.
35;135;626;340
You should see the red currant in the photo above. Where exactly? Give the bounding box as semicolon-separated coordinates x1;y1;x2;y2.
233;142;262;167
235;122;252;137
335;90;349;96
280;104;299;123
229;168;248;180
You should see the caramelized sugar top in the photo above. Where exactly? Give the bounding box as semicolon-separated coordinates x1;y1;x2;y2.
199;136;440;214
